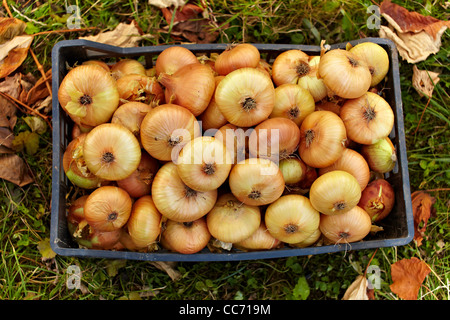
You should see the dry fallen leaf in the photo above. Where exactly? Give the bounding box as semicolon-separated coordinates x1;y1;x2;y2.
0;34;33;79
0;73;22;130
379;0;450;63
390;257;431;300
0;126;14;154
37;238;57;261
0;153;34;186
148;0;187;8
79;21;151;47
161;3;204;24
342;275;369;300
149;261;182;281
412;65;440;98
411;191;436;246
0;18;27;44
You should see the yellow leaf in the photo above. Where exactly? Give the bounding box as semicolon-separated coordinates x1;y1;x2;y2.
37;238;56;260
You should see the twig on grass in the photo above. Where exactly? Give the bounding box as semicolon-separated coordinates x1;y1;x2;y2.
29;49;52;98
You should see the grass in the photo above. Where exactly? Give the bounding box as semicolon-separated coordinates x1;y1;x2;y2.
0;0;449;301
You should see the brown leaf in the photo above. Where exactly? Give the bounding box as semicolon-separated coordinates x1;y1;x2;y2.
378;0;450;63
411;191;436;246
412;65;440;98
0;18;27;44
390;257;431;300
24;69;52;106
79;21;151;48
0;126;14;154
342;275;369;300
149;261;181;281
0;35;33;79
0;73;22;130
0;153;33;186
149;0;187;9
161;3;204;24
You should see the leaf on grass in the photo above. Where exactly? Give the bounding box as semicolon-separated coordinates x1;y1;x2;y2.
79;21;151;48
412;65;440;98
12;130;39;155
148;0;187;9
0;34;33;79
0;73;22;130
23;69;52;106
0;126;14;154
343;275;369;300
24;116;47;134
37;238;56;261
292;276;310;300
149;261;181;281
161;3;204;24
0;153;33;186
390;257;430;300
378;0;450;63
411;191;436;246
0;18;27;44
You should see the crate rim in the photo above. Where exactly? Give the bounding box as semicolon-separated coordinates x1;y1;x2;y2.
51;38;415;262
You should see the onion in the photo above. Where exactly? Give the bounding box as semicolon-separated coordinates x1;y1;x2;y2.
340;92;394;145
298;110;347;168
214;43;261;76
318;49;371;99
116;151;159;198
265;194;321;244
206;193;261;243
271;49;310;87
176;136;232;191
279;157;307;185
126;195;162;248
349;42;389;87
110;58;147;79
110;102;153;142
229;158;285;206
319;205;372;244
297;56;328;102
83;123;141;181
198;76;228;131
314;100;341;115
309;170;361;215
215;67;275;127
84;186;133;232
58;64;120;127
116;74;164;107
269;84;315;127
63;133;103;189
151;162;217;222
318;148;370;191
291;228;321;248
358;178;395;222
234;221;281;251
214;123;249;165
82;60;110;72
360;137;397;173
155;46;199;76
160;217;211;254
248;117;301;161
158;63;216;116
140;103;201;162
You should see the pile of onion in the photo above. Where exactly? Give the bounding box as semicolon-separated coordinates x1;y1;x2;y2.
59;42;396;255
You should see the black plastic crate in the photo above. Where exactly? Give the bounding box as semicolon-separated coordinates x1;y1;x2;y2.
50;38;414;262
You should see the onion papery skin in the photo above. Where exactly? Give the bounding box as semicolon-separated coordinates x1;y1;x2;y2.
160;218;211;254
63;133;103;189
215;67;275;127
58;64;120;127
360;137;397;173
206;193;261;243
349;42;389;87
159;63;216;116
290;228;321;248
271;49;310;87
298;110;347;168
127;195;162;248
214;43;261;76
248;117;301;162
319;205;372;244
318;49;371;99
198;76;227;131
270;84;315;127
176;136;232;192
318;148;370;191
140;104;201;162
340;92;394;145
110;59;147;79
214;123;249;166
297;56;328;102
151;162;217;222
358;178;395;222
116;74;164;107
111;102;153;142
265;194;320;244
309;170;361;216
83;123;142;181
314;100;341;116
116;151;159;198
279;157;307;185
82;60;110;72
84;186;133;232
155;46;200;76
229;158;285;206
234;221;282;251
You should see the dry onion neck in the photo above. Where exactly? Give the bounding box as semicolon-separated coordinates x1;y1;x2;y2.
168;136;182;147
184;186;197;198
242;97;257;112
288;106;300;119
102;151;115;164
362;105;376;123
305;129;315;147
333;200;347;212
79;94;93;106
347;56;359;68
296;61;310;77
202;163;216;175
